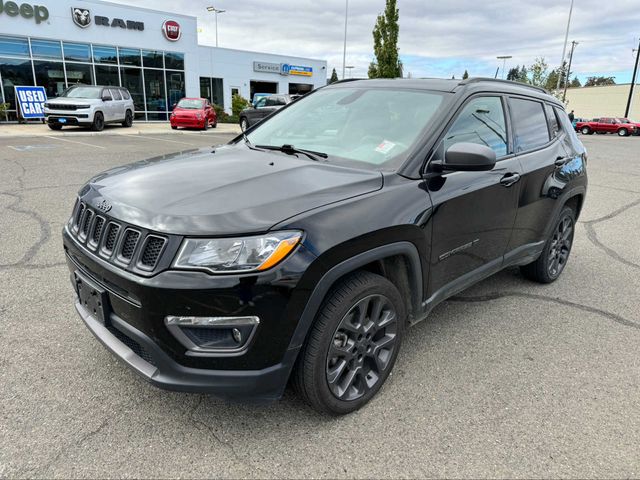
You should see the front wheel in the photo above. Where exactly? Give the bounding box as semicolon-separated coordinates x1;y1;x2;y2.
91;112;104;132
122;110;133;128
292;271;405;415
618;128;628;137
48;124;63;131
202;119;209;131
520;206;575;283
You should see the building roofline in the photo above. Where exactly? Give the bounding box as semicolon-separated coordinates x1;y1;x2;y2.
82;0;196;21
199;45;327;64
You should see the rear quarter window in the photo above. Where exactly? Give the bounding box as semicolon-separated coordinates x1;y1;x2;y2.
120;89;131;100
509;97;550;152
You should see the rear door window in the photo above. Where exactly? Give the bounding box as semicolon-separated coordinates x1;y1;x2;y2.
509;97;551;152
545;104;560;138
109;88;122;101
120;89;131;100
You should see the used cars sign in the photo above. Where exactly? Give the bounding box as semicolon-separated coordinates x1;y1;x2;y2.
15;86;47;119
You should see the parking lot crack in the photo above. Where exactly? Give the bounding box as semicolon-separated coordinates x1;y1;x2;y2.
449;291;639;330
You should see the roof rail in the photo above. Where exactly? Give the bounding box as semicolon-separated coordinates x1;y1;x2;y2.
330;78;366;85
459;77;548;94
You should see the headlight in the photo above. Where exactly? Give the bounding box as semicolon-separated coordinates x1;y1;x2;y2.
173;231;302;273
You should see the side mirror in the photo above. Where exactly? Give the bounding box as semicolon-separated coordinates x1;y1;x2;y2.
432;142;496;172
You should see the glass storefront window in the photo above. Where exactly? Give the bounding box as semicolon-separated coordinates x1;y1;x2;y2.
0;57;34;109
63;42;91;62
95;65;120;86
0;36;30;58
200;77;211;101
166;71;185;109
144;69;167;119
119;48;141;66
93;45;118;64
142;50;163;69
164;52;184;70
121;67;144;110
212;78;223;107
30;39;62;60
33;61;66;98
65;62;94;88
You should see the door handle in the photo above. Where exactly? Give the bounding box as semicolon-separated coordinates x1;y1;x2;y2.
555;156;570;167
500;172;521;187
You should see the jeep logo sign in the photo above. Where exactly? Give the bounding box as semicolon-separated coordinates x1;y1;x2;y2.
0;0;49;24
162;20;181;41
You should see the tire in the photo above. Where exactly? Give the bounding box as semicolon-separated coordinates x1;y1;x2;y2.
91;112;104;132
202;119;209;131
211;120;217;129
121;110;133;128
171;126;178;130
292;271;405;415
48;124;62;131
240;117;249;132
520;206;576;283
617;128;628;137
580;126;590;135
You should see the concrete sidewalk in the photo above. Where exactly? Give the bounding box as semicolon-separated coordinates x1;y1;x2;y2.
0;121;241;138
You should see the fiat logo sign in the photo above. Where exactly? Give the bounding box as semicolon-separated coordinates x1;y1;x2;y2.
162;20;181;41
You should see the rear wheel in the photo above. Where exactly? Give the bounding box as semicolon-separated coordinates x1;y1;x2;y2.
122;110;133;128
618;128;628;137
48;124;62;131
520;206;575;283
293;271;405;415
240;117;249;132
91;112;104;132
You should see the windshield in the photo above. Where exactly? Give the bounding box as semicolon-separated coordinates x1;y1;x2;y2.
246;87;447;170
177;99;204;109
61;86;103;99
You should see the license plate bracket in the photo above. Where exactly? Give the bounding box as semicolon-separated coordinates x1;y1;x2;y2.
74;271;110;325
58;118;67;124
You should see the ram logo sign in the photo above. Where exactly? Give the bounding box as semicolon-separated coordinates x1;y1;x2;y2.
71;7;91;28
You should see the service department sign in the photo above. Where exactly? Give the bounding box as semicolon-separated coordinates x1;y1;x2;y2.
14;86;47;119
253;61;282;75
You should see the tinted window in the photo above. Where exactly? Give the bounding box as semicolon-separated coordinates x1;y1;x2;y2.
255;97;267;108
509;98;550;152
545;104;560;138
142;50;163;68
93;45;118;64
95;65;119;86
65;62;93;88
120;89;131;100
31;39;62;60
164;52;184;70
119;48;141;66
63;42;90;62
265;97;279;107
443;96;508;157
0;36;30;57
110;88;122;100
554;106;581;143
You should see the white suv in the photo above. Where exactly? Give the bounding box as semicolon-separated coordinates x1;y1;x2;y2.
44;85;135;132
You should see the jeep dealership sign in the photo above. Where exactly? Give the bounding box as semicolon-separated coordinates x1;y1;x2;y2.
0;0;49;24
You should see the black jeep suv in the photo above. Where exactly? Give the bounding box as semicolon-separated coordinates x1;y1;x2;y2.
63;78;587;415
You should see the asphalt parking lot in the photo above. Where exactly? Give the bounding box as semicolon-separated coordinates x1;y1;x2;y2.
0;131;639;478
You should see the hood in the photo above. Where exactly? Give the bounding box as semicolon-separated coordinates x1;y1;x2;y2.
81;144;383;235
47;97;94;106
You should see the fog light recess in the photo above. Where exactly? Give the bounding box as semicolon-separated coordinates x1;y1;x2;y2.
165;316;259;355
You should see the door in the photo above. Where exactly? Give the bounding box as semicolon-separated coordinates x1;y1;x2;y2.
506;97;566;250
109;88;125;121
258;95;283;120
598;118;615;133
205;100;215;123
100;88;115;122
426;95;521;296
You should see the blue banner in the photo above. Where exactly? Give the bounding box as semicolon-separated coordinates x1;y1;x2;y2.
15;86;47;119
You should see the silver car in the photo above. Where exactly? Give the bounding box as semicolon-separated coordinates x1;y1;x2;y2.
44;85;135;131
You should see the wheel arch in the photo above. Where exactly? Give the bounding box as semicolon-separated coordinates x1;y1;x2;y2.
543;186;586;238
287;241;423;351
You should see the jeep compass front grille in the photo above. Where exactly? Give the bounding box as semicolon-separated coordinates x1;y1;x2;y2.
69;201;172;275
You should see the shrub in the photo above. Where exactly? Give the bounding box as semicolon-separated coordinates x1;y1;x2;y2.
231;94;250;118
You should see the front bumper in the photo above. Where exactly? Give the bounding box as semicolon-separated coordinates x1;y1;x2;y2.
170;117;205;128
46;112;91;126
76;298;298;401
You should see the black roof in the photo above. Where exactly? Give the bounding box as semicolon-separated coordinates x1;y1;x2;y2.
328;77;560;104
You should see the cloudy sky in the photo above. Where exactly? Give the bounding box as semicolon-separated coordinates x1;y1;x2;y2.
111;0;640;83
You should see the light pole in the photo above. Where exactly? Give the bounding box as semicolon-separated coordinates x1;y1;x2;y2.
345;65;355;78
562;41;578;103
342;0;349;79
497;56;512;79
206;6;226;48
556;0;575;90
625;39;640;118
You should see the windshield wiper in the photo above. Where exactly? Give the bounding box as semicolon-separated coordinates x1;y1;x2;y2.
254;144;328;162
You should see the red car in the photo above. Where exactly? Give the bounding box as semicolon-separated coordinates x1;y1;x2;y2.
170;98;217;130
618;118;640;136
576;117;637;137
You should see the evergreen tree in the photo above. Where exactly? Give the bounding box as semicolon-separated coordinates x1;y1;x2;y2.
329;68;339;84
570;76;582;88
506;67;520;81
368;0;402;78
462;70;469;80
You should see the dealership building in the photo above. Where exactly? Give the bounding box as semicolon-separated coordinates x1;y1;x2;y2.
0;0;327;121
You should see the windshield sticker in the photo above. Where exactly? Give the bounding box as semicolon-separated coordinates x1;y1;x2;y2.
375;140;396;154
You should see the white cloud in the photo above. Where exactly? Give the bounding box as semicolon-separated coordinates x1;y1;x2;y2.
109;0;640;81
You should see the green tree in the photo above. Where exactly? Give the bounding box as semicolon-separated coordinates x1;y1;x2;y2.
506;67;520;81
584;76;616;87
518;65;528;83
569;76;582;88
462;69;469;80
231;94;249;118
329;68;339;84
528;57;549;88
368;0;402;78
